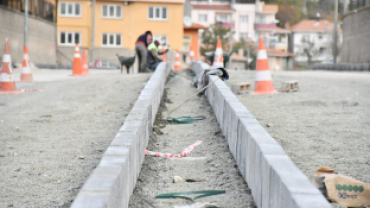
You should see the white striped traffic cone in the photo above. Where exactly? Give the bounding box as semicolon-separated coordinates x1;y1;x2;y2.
20;45;33;82
252;37;278;95
0;39;18;94
174;50;181;70
190;46;195;61
213;38;224;67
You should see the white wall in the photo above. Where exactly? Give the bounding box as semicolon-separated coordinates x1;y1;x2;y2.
234;4;256;40
293;31;336;63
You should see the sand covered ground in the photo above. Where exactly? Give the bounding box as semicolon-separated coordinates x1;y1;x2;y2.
0;69;150;208
129;73;256;207
228;70;370;208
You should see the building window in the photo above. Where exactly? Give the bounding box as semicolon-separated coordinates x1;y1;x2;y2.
102;4;122;18
183;36;191;52
60;2;81;17
102;33;122;47
153;35;168;47
148;6;168;20
199;14;207;22
240;32;248;39
240;15;248;23
218;14;228;23
60;32;81;46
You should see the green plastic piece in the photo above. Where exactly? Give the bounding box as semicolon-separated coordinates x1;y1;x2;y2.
167;116;206;124
155;190;226;202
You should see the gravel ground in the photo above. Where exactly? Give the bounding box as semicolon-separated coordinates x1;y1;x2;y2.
228;70;370;208
129;72;256;208
0;69;150;208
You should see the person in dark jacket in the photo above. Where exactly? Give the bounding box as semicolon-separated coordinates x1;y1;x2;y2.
135;31;152;73
147;40;168;70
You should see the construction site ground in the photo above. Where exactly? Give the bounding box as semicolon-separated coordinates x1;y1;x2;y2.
128;72;255;208
0;69;150;208
228;70;370;208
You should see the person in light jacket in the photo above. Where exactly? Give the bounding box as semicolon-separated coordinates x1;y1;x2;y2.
147;40;168;71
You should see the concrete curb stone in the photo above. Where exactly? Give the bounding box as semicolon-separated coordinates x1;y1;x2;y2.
190;61;331;208
71;61;171;208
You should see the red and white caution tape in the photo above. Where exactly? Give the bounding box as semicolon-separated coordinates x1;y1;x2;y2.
145;140;203;158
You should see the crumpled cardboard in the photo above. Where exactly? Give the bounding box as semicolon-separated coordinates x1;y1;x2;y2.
313;166;370;207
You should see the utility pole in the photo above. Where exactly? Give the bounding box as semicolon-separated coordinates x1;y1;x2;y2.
228;0;235;69
302;0;307;18
90;0;96;62
333;0;338;64
247;44;250;70
24;0;28;46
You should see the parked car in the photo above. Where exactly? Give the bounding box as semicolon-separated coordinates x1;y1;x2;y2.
89;60;120;69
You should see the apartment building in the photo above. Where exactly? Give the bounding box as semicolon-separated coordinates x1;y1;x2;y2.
190;0;256;41
57;0;185;64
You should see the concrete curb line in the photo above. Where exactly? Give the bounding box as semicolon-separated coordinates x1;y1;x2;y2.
71;62;172;208
191;61;331;208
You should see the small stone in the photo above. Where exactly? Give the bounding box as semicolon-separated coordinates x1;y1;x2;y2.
0;154;5;157
13;152;19;157
14;167;21;171
173;176;184;183
79;156;85;159
267;123;273;127
57;180;62;183
7;204;13;207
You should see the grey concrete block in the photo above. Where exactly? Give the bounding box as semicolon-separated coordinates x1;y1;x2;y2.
71;190;110;208
290;193;332;208
110;132;139;179
255;144;286;208
81;164;126;208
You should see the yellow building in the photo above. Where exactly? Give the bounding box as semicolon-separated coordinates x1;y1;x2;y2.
57;0;184;63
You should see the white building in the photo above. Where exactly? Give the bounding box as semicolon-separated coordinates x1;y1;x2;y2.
190;0;256;41
290;20;342;63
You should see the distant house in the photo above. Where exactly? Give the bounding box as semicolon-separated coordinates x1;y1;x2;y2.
183;23;207;60
290;20;342;64
266;48;294;71
254;3;279;44
57;0;185;65
190;0;257;41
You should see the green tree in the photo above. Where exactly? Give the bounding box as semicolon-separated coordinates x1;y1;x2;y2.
200;23;231;56
265;0;304;27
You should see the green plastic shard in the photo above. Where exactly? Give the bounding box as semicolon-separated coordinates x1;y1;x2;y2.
155;190;226;203
166;116;206;124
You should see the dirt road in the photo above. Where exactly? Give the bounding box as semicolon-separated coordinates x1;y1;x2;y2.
0;70;150;208
129;73;256;207
229;70;370;208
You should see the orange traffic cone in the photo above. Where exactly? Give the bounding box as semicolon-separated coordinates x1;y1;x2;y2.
174;50;181;70
0;39;37;94
161;48;167;62
71;44;84;76
20;45;33;82
190;46;195;61
213;38;224;67
82;50;89;75
252;37;278;95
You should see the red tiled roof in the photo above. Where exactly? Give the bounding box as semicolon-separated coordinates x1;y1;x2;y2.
290;20;341;32
262;5;278;13
271;27;291;33
266;48;294;57
192;5;232;11
184;22;208;30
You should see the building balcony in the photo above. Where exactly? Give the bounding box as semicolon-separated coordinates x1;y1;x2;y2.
254;23;276;31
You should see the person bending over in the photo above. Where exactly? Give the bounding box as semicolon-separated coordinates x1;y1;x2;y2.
135;31;152;73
